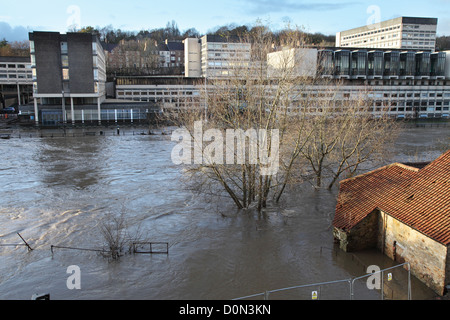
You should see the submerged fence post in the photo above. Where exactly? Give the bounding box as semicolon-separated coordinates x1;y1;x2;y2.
17;233;32;251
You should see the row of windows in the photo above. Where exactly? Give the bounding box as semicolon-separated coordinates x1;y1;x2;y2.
0;64;31;69
370;92;450;98
342;25;401;40
117;88;450;101
0;73;32;79
401;41;435;46
116;94;450;116
293;106;449;113
203;43;250;50
117;90;199;96
402;32;436;38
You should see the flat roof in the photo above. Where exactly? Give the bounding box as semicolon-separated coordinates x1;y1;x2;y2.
339;16;438;36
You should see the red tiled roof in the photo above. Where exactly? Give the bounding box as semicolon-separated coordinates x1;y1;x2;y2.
333;150;450;245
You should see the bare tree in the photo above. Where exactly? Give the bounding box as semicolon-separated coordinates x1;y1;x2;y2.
299;87;400;189
100;213;127;260
99;211;145;260
166;24;318;211
165;22;401;211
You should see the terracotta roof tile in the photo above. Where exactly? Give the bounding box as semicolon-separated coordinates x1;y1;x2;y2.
333;150;450;245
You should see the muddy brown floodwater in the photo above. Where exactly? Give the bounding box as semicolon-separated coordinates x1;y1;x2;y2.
0;122;448;300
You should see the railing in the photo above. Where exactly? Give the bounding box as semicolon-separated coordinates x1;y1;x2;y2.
233;278;353;301
233;262;412;300
350;262;411;300
132;242;169;254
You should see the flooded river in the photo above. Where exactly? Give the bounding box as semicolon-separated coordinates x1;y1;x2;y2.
0;123;448;300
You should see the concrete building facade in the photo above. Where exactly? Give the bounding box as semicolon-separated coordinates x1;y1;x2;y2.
336;17;438;52
0;56;33;109
267;47;318;78
118;46;450;120
184;38;202;78
29;31;106;124
184;35;251;78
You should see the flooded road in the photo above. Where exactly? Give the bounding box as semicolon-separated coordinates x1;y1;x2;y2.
0;123;448;300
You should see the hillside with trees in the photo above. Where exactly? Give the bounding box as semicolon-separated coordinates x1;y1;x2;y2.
0;39;30;56
74;20;336;47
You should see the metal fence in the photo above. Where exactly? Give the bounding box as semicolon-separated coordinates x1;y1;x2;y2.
350;262;411;300
233;262;411;300
233;278;353;300
0;129;173;139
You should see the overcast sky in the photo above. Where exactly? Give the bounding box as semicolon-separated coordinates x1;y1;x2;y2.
1;0;450;42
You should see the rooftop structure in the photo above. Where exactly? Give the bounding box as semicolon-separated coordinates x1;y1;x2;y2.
336;17;438;52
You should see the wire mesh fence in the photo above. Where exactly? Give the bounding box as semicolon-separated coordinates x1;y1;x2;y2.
233;262;411;301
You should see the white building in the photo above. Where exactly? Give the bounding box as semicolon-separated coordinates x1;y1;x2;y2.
336;17;438;52
184;38;202;77
184;35;251;78
267;48;318;78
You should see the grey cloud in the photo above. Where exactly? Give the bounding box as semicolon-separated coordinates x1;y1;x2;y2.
0;22;30;42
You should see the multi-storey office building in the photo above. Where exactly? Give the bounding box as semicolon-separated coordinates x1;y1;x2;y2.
0;56;33;108
184;35;251;78
118;46;450;120
29;31;107;124
336;17;438;52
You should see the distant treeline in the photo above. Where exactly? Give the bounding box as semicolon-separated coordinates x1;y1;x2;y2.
436;36;450;51
72;20;336;46
1;20;450;57
0;39;30;57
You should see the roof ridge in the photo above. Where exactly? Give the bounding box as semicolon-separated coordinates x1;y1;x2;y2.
419;149;450;171
339;162;419;184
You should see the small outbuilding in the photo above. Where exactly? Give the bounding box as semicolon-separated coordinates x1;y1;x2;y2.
333;150;450;295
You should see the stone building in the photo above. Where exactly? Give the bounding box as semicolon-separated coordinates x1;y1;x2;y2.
333;150;450;295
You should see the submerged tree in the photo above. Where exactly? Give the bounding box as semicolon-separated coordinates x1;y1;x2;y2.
298;88;400;190
167;23;313;211
165;22;400;211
